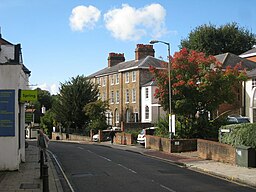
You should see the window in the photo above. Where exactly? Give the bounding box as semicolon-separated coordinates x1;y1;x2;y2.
116;90;120;103
125;72;129;83
115;109;119;123
132;71;136;82
111;75;114;85
253;78;256;89
97;78;101;86
145;106;149;119
145;88;149;99
126;89;129;103
132;89;136;103
116;74;119;84
103;76;106;86
111;91;114;104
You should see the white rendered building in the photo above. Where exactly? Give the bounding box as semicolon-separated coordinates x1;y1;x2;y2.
0;35;31;170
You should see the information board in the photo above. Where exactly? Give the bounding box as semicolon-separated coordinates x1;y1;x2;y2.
0;90;15;136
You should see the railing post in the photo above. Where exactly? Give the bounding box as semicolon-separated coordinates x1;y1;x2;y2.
40;150;44;179
42;164;49;192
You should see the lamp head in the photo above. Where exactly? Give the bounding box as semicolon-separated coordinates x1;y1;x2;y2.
149;40;159;44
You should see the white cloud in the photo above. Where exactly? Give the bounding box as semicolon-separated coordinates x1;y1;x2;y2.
69;5;101;31
36;83;59;95
104;4;167;41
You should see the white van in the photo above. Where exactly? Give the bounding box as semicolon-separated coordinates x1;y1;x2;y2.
137;127;157;145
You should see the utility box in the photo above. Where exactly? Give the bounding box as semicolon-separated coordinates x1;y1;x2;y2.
235;146;256;168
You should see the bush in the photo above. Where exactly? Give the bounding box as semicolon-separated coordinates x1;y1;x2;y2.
220;123;256;148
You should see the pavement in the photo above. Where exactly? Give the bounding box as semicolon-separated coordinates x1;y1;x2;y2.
0;143;63;192
0;140;255;191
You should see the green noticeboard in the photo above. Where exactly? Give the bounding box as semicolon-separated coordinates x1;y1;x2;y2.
19;90;37;103
25;112;33;123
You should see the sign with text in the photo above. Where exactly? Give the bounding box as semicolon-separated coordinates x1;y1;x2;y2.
0;90;15;136
19;90;37;103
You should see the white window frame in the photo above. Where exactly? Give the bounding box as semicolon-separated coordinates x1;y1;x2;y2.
97;78;101;86
116;74;119;84
132;88;136;103
115;109;120;123
111;75;114;85
125;72;129;83
132;71;136;82
111;91;114;104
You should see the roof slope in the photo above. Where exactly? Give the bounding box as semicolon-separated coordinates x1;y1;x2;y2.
215;52;256;70
240;48;256;57
89;56;166;77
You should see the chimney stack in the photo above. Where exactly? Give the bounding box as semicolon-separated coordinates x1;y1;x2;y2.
135;44;155;60
108;53;125;67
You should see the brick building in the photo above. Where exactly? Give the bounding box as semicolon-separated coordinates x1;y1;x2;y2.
89;44;166;129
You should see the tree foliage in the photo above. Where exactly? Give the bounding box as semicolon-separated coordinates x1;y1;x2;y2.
180;22;256;55
52;75;99;133
150;48;247;138
40;109;56;135
83;100;109;132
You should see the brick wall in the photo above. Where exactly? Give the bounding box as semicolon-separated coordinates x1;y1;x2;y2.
197;139;236;164
115;132;135;145
171;139;197;153
146;135;197;153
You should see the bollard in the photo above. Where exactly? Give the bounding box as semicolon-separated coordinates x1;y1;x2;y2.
40;150;44;179
42;164;49;192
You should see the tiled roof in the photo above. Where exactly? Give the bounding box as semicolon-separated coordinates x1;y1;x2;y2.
89;56;166;77
142;80;157;87
215;52;256;70
240;48;256;57
0;37;13;45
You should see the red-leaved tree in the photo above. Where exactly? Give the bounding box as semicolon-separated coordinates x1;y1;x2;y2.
150;48;247;138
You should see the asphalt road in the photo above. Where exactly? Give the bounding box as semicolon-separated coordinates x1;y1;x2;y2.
49;141;255;192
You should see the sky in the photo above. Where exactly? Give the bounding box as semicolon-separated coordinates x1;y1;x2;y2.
0;0;256;94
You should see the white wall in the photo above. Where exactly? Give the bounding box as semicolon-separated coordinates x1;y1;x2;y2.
0;64;29;170
141;85;166;123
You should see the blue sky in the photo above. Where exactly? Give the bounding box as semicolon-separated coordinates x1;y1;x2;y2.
1;0;256;94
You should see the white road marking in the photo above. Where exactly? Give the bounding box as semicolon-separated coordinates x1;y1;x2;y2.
160;184;177;192
117;163;137;174
77;147;84;150
48;150;75;192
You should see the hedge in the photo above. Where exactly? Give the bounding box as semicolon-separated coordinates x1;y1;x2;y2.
219;123;256;148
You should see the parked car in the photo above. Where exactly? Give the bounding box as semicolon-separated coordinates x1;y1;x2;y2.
92;134;99;142
226;115;250;124
92;129;121;142
137;127;157;145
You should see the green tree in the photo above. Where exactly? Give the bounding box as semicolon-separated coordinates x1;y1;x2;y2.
150;48;247;138
52;75;99;133
180;22;256;55
40;109;56;136
83;100;109;132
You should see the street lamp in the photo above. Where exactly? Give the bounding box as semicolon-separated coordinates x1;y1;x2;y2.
150;40;173;138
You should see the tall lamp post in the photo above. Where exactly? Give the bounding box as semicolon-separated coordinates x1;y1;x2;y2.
150;40;173;138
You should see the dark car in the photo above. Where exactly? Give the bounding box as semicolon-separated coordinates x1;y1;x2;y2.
226;115;250;124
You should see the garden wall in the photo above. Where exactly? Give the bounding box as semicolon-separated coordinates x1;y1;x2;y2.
52;132;91;142
197;139;236;164
115;132;135;145
145;135;197;153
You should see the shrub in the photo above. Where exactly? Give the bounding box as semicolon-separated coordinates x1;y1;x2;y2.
220;123;256;148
